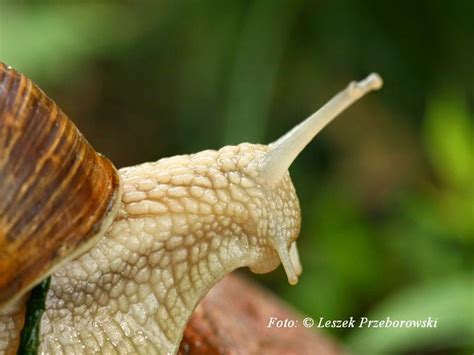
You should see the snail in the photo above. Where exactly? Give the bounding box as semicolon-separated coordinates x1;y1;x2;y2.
0;62;382;354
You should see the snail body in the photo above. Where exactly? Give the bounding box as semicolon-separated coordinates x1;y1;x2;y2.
0;63;382;354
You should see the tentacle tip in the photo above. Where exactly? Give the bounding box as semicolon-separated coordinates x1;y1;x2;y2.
288;275;299;286
347;72;383;99
278;242;302;286
367;72;383;90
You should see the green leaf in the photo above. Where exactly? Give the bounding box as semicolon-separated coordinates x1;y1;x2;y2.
0;3;141;84
347;275;474;354
423;89;473;189
18;277;51;355
222;0;301;145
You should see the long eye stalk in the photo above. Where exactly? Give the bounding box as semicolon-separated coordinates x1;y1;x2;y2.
260;73;383;184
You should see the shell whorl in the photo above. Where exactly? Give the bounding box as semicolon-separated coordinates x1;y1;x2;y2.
0;63;121;307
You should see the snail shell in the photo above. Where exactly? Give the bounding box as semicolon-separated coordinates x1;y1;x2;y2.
0;63;122;307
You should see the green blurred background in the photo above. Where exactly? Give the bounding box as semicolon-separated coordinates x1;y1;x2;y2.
1;1;472;354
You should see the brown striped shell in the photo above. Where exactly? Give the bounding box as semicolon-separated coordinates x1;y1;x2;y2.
0;63;122;308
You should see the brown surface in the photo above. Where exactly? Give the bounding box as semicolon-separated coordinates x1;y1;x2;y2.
0;63;121;307
179;274;342;355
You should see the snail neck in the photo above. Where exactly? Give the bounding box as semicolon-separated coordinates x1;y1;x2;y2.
156;229;253;353
39;215;254;354
39;149;268;354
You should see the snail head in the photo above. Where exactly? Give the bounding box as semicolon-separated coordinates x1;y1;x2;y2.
245;73;383;285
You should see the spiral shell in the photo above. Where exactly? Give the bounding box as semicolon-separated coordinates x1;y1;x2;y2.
0;63;121;307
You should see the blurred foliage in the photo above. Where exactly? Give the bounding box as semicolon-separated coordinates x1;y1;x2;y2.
348;274;473;354
1;1;472;354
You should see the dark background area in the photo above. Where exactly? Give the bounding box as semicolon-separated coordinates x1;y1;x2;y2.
1;1;472;354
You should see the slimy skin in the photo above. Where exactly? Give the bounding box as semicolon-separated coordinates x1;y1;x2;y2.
0;73;382;354
39;144;300;354
0;295;27;354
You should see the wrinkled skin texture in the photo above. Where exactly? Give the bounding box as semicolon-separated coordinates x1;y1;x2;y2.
0;294;27;354
35;143;300;354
